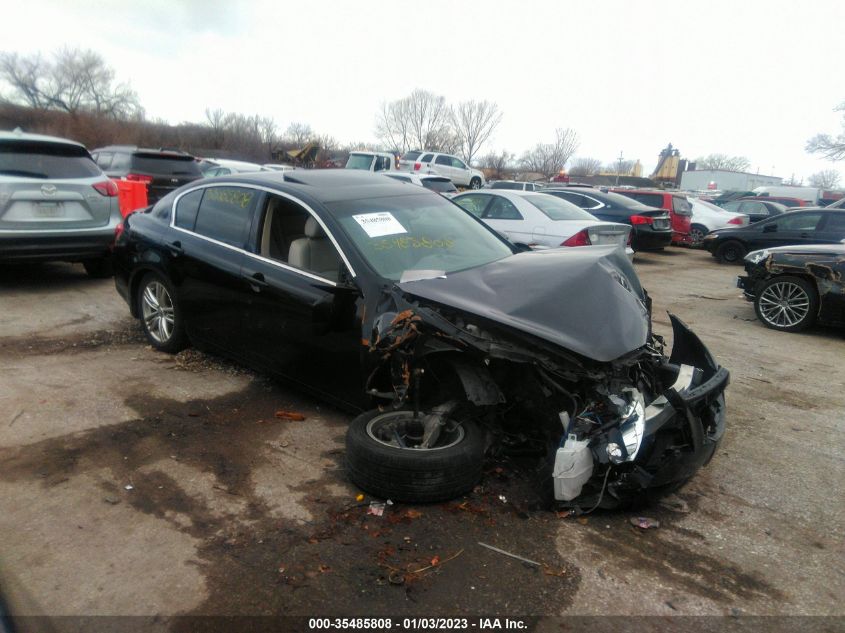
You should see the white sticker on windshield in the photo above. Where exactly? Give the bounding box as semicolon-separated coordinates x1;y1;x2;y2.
353;212;407;238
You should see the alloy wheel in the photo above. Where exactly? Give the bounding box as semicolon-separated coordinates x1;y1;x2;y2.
757;281;810;328
141;281;176;343
366;411;465;451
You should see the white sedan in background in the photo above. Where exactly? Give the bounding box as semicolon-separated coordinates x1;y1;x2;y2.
688;197;749;246
452;190;633;258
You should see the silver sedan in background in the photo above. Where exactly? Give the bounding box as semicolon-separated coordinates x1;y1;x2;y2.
452;189;633;257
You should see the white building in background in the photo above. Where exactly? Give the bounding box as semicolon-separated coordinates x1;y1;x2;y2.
680;169;782;192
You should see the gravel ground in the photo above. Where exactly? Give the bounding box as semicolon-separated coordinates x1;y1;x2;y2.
0;251;842;627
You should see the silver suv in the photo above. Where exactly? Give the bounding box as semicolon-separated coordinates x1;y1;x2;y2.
398;151;485;189
0;130;121;277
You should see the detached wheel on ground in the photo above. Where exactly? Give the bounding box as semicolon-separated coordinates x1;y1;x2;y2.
715;239;746;264
82;257;113;278
137;272;188;353
469;177;482;190
754;275;818;332
688;224;708;247
346;408;485;503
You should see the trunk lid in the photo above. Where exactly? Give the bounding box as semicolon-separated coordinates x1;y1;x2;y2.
0;140;114;230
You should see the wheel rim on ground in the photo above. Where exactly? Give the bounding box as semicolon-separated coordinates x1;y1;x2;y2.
365;411;465;450
758;281;810;328
689;227;705;245
141;281;176;343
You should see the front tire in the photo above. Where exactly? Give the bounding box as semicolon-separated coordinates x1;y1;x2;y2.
137;273;188;353
346;408;485;503
469;177;482;190
715;239;746;264
754;275;818;332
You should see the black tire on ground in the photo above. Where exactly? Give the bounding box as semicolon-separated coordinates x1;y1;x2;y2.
754;275;818;333
83;257;113;278
469;177;482;190
714;239;746;264
345;408;485;503
689;224;708;247
137;272;188;353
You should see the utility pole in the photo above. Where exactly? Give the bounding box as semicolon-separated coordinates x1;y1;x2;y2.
615;151;624;186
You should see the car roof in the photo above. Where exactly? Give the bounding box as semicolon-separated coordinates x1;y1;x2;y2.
0;129;86;148
217;169;428;203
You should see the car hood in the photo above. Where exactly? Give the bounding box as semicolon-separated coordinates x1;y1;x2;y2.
753;243;845;256
397;246;649;363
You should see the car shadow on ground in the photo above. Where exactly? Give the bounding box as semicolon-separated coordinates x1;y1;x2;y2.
0;262;97;291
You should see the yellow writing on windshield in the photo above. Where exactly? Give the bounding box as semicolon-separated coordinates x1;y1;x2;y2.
206;188;254;209
372;236;455;251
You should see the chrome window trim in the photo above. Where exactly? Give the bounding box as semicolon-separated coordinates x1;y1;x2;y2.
169;224;340;286
169;182;357;281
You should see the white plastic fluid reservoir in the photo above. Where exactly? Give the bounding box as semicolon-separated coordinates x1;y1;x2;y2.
553;434;594;501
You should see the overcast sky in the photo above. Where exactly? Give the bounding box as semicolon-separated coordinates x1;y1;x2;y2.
4;0;845;181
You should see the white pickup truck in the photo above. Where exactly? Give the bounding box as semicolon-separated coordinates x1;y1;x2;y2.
345;151;396;172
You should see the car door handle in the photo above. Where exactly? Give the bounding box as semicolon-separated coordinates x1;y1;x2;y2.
167;240;183;256
244;272;268;291
800;232;811;238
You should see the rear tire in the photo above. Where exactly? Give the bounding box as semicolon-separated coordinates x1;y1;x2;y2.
754;275;818;332
137;273;188;353
83;257;113;278
469;177;482;190
346;408;485;503
715;239;746;264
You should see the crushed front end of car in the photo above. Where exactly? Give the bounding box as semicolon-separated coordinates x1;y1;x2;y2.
353;246;728;509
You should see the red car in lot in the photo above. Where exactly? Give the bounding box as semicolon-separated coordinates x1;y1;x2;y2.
612;189;693;245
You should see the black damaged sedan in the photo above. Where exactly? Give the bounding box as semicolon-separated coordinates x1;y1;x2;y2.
113;170;728;509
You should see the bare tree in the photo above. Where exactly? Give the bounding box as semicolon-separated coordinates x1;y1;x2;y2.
450;100;502;164
806;102;845;161
807;169;841;189
694;153;751;171
604;159;634;175
256;116;277;157
520;128;580;178
375;89;453;153
480;150;515;180
204;108;226;147
375;99;412;154
0;48;141;119
285;122;314;146
569;157;602;176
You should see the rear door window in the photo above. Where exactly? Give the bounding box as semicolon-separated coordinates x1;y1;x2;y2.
0;141;102;179
777;213;822;231
483;197;523;220
174;189;204;230
820;212;845;232
193;186;259;247
435;155;451;166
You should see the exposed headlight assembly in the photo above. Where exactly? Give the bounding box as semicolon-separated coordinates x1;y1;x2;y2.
745;249;769;264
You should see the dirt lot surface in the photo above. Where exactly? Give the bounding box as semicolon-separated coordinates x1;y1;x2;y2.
1;250;843;625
